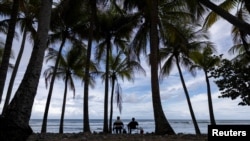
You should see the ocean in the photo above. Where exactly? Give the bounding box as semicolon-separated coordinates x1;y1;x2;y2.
29;119;250;134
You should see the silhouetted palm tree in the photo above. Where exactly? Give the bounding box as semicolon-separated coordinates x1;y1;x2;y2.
198;0;250;34
0;0;52;140
2;0;38;114
44;44;95;134
95;7;138;133
190;46;221;125
123;0;199;134
203;0;250;56
0;0;19;103
159;24;211;135
105;50;146;132
41;0;89;133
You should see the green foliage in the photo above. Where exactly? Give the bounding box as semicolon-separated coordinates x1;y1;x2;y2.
210;59;250;106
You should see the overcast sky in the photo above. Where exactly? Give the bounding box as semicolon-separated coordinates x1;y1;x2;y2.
0;17;249;120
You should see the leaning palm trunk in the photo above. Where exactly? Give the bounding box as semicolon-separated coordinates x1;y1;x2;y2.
0;0;52;140
59;73;69;134
149;0;175;135
0;0;19;103
176;57;201;135
199;0;250;35
41;36;66;133
2;26;28;114
205;71;216;125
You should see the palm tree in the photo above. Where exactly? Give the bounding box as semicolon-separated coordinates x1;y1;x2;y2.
159;24;212;134
2;0;38;114
0;39;14;69
44;44;92;134
41;0;89;133
106;50;146;132
198;0;250;35
95;7;138;133
203;0;250;56
189;46;221;125
0;0;19;103
0;0;52;140
83;0;97;133
123;0;198;134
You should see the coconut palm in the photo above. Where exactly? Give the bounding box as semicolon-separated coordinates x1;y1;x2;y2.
0;0;52;140
2;0;38;114
41;0;90;133
0;0;19;103
198;0;250;35
94;7;138;133
189;46;221;125
159;23;213;134
203;0;250;56
104;50;146;132
44;43;96;134
123;0;201;134
83;0;98;133
0;39;14;68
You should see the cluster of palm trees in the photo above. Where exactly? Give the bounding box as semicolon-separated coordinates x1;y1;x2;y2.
0;0;250;140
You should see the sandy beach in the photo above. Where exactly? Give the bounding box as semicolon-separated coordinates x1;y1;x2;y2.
27;133;208;141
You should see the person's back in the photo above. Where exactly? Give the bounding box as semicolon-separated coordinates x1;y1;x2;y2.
127;117;138;134
113;116;124;134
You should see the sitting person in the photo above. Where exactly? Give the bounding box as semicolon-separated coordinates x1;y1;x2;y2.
113;116;124;134
127;117;139;134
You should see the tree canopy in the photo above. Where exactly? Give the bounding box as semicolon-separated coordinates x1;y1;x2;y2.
210;59;250;106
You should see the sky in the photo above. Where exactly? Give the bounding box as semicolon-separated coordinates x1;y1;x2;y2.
0;17;249;121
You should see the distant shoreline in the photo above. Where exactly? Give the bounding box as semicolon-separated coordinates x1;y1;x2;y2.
27;132;208;141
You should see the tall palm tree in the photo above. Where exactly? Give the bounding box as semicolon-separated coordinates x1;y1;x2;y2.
159;24;212;134
0;0;19;103
44;44;92;134
41;0;89;133
2;0;38;114
95;7;138;133
83;0;97;133
189;46;221;125
106;50;146;132
123;0;198;134
0;0;52;140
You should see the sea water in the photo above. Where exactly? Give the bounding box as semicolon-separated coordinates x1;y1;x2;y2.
30;119;250;134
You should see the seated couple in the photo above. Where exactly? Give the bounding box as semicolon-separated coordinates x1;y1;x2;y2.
113;116;142;134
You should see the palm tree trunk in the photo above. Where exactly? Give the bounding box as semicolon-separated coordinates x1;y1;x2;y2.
205;71;216;125
59;72;69;134
83;0;97;133
41;36;66;133
109;76;115;133
199;0;250;35
149;0;175;135
176;58;201;135
2;26;28;114
0;0;19;103
244;0;250;14
0;0;52;140
103;37;111;133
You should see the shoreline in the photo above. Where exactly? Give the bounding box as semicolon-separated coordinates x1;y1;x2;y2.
27;132;208;141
